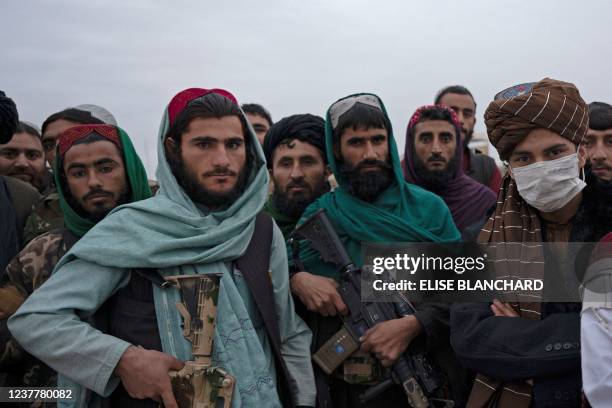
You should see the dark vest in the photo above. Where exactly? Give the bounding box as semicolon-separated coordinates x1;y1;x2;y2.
98;212;295;407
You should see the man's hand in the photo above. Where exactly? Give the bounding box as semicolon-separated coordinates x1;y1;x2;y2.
491;299;519;317
290;271;348;316
115;345;185;408
360;316;422;367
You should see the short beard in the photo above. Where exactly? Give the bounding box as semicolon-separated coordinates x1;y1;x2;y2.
413;154;457;191
339;159;393;203
272;177;329;219
168;149;251;210
64;185;131;223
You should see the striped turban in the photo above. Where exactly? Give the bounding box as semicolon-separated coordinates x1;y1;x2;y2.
485;78;589;161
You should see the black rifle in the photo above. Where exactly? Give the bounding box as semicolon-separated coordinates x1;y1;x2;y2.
290;209;449;408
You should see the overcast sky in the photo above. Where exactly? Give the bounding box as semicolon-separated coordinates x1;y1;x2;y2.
3;0;611;175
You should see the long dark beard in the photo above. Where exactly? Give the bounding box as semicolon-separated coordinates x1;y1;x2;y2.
339;159;393;203
168;150;251;210
272;177;329;219
413;153;458;191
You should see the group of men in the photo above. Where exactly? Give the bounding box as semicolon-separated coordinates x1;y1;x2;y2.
0;77;610;408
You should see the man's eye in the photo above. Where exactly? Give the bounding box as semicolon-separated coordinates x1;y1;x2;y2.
197;142;211;149
71;170;85;178
372;136;386;144
26;152;41;160
419;136;432;143
100;166;114;173
227;140;243;150
547;149;563;158
463;111;474;119
348;139;363;146
583;140;593;147
0;151;16;159
42;141;56;151
514;155;530;163
442;135;452;143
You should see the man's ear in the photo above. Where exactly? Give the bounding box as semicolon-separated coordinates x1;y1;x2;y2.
324;164;332;178
164;137;178;158
578;144;588;168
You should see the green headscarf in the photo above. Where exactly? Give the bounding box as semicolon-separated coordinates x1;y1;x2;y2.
54;125;151;237
294;93;460;278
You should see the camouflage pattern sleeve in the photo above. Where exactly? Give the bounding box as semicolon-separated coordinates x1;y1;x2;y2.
23;193;64;245
0;231;64;320
0;231;64;369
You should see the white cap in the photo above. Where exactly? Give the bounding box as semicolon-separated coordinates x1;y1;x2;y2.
73;104;117;126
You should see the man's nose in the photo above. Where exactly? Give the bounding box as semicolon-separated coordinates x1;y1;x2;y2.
13;153;29;168
87;169;103;188
290;163;305;179
431;137;443;153
363;141;377;160
590;141;608;162
212;146;231;167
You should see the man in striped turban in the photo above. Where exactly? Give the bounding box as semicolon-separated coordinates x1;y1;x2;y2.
451;78;612;408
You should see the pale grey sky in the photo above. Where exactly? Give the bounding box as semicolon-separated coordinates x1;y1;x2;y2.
2;0;611;175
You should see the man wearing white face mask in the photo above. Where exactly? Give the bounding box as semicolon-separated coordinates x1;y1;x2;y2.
451;79;612;408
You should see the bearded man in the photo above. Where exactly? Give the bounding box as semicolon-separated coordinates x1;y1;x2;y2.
9;88;315;408
0;124;151;401
404;104;496;241
263;113;330;237
291;93;467;407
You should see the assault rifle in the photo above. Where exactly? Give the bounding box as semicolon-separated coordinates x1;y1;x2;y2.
164;274;235;408
290;209;451;408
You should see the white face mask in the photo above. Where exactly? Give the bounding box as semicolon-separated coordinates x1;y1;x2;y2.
511;152;586;213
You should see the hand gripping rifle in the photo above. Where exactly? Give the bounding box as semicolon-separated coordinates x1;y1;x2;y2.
163;274;235;408
289;209;449;408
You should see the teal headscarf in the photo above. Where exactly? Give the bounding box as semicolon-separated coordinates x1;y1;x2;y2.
294;93;461;278
56;89;281;407
53;124;151;237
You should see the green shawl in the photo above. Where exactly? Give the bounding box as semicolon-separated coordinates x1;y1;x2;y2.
53;126;151;237
294;93;460;278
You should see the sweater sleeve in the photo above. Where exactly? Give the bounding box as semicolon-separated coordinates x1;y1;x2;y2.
8;259;132;396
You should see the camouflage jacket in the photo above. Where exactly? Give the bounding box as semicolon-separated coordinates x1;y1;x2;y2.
23;192;64;245
0;228;77;407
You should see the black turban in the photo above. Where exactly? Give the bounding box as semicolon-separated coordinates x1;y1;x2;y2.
263;114;326;168
0;90;19;144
